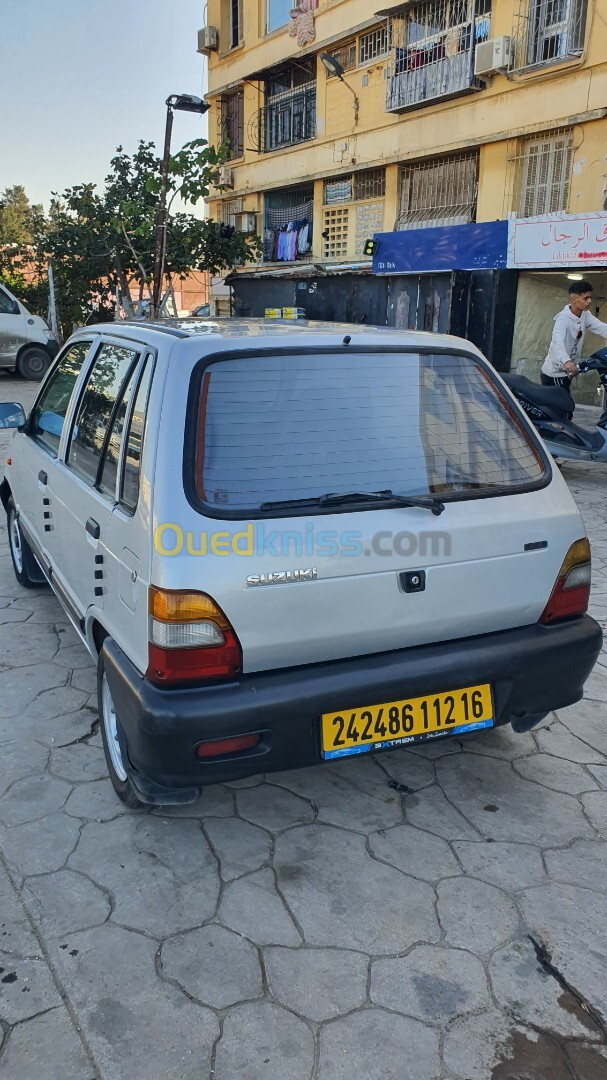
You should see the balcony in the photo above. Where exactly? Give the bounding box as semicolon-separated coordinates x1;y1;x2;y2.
386;0;490;113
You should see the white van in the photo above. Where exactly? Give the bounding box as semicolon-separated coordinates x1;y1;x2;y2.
0;281;59;379
0;319;602;807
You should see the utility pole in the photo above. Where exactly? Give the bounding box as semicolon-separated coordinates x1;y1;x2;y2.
47;261;61;341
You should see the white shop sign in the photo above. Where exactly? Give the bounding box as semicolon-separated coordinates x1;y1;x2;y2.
507;212;607;269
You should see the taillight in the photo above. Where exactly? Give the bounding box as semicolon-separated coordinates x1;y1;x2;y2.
147;587;242;685
540;538;591;624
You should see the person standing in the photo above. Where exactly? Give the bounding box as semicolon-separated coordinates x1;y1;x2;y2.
541;280;607;389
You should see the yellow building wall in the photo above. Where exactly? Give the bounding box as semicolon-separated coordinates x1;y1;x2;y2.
205;0;607;245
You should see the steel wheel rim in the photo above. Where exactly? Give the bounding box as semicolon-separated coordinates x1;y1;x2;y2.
101;674;128;782
9;512;23;574
27;353;46;375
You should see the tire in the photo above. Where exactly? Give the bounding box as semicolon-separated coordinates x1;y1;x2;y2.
7;499;46;588
17;346;50;381
98;647;145;809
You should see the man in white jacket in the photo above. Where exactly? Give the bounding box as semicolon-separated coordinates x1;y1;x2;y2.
541;280;607;389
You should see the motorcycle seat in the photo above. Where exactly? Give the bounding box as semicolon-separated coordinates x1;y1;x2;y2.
503;374;574;419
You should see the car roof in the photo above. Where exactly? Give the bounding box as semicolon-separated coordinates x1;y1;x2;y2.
77;317;482;355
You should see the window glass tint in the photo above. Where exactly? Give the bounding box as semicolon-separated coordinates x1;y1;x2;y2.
98;366;139;500
267;0;291;32
121;359;153;511
0;289;15;315
194;352;544;511
68;343;138;486
30;342;90;457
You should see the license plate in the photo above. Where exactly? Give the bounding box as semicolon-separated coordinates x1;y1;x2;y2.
321;683;493;760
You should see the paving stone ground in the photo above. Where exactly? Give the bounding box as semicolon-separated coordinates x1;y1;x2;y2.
0;375;606;1078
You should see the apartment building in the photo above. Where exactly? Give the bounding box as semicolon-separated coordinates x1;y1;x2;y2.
201;0;607;373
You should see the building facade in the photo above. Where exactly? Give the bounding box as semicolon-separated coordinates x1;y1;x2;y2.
201;0;607;375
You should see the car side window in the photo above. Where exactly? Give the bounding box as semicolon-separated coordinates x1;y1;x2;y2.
67;342;139;487
120;358;153;512
30;341;91;457
97;365;139;500
0;289;15;315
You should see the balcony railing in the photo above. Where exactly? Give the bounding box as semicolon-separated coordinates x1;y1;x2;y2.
252;86;316;153
386;3;489;113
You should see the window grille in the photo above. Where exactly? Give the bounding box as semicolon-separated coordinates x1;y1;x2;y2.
260;64;316;152
509;129;573;217
324;168;386;204
359;26;389;64
218;88;244;158
325;39;357;75
512;0;585;69
396;152;478;229
217;198;243;226
386;0;491;112
323;207;350;258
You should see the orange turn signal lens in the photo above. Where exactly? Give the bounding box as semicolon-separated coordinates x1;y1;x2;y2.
149;587;230;629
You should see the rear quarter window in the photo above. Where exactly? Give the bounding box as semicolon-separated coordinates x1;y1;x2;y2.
187;350;547;515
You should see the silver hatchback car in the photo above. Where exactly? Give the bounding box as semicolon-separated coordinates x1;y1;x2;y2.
0;319;602;807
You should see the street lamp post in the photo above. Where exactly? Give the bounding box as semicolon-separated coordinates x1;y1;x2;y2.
319;54;359;126
151;94;210;317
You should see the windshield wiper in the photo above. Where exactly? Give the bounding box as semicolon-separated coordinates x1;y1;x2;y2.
260;490;445;516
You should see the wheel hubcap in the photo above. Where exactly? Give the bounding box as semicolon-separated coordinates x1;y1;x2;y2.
101;674;128;782
9;513;23;574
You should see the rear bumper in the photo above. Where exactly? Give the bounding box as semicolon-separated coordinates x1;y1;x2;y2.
104;616;603;803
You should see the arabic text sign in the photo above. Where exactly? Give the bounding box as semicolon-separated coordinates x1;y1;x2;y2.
508;212;607;268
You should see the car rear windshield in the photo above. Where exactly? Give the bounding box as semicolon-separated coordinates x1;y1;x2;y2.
191;351;547;513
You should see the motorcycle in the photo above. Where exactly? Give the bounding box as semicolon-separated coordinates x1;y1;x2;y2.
503;347;607;463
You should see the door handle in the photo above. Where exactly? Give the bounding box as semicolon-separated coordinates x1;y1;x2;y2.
86;517;100;539
38;470;48;485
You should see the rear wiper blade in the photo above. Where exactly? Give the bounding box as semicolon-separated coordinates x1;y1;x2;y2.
260;490;445;515
319;490;446;516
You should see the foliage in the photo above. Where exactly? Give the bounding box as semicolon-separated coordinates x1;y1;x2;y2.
1;139;262;334
0;185;43;246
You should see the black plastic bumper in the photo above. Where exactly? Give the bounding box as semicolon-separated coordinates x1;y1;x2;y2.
103;615;603;802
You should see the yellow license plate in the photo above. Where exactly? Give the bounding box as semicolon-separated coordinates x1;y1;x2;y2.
321;683;493;760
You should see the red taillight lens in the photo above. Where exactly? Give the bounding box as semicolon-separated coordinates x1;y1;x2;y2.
196;734;260;759
540;538;591;624
147;588;242;685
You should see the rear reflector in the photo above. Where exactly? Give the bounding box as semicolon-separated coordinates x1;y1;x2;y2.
196;734;261;758
540;538;591;624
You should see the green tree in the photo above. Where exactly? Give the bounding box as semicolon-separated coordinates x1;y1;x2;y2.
0;185;43;246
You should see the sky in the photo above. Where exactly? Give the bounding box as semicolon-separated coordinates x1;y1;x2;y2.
0;0;209;210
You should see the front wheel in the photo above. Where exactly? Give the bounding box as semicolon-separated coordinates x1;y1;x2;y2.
17;346;50;381
7;499;46;588
98;649;144;809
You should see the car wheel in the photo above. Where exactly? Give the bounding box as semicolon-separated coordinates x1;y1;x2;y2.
17;346;50;381
7;498;47;588
98;648;145;809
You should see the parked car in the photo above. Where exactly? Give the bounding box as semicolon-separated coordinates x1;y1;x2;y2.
191;304;210;317
0;282;60;379
0;320;602;807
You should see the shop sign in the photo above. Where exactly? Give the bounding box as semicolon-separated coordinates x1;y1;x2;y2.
507;212;607;269
372;220;508;275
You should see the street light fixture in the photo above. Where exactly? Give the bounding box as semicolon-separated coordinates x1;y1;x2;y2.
319;53;359;126
151;93;210;316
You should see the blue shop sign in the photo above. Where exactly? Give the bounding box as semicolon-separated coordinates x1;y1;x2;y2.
372;220;508;275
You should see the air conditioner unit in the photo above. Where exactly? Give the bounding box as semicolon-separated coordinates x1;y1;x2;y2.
474;36;514;76
197;26;219;54
234;212;257;234
218;166;234;188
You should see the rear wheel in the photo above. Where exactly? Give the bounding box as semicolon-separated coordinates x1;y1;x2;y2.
98;648;144;809
17;346;50;381
7;499;46;588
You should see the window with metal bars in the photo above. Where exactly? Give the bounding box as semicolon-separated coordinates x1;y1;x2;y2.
260;64;316;152
359;26;390;64
386;0;491;112
325;39;357;75
217;198;243;227
512;0;586;69
218;88;244;158
324;168;386;204
514;130;573;217
396;153;478;230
